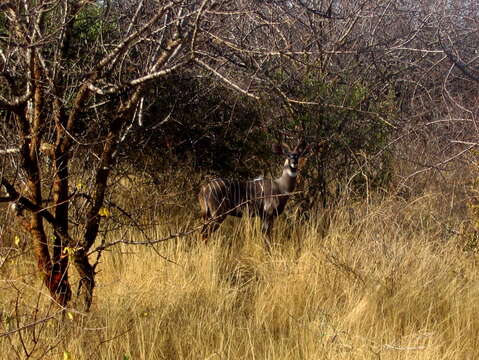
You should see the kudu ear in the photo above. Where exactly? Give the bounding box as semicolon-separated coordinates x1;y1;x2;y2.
272;143;291;155
282;142;292;153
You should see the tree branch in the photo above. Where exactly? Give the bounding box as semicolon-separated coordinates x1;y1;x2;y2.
194;58;260;100
1;178;75;246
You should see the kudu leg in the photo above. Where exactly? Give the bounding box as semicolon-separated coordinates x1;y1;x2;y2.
261;215;274;251
201;215;225;243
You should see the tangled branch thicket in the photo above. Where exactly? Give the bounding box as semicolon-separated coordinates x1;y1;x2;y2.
1;0;479;358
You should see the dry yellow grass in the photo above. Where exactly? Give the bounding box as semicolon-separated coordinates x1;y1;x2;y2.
1;187;478;359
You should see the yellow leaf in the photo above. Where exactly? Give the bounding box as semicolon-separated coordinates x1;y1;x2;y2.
67;312;74;320
76;182;85;191
98;207;111;217
14;236;20;246
63;247;76;256
63;351;72;360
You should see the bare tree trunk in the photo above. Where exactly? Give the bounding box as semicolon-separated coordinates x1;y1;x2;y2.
74;88;143;311
11;54;73;306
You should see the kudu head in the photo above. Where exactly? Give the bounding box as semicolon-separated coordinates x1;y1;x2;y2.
272;140;310;174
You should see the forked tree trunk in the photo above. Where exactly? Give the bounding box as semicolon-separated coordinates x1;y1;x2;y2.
12;84;72;307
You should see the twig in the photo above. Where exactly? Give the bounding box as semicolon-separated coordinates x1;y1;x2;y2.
89;191;303;253
194;58;260;100
383;344;426;351
0;311;62;339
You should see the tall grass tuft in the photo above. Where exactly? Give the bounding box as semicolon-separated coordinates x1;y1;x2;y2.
1;184;478;359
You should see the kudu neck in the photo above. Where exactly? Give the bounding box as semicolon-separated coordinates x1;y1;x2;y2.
275;159;297;193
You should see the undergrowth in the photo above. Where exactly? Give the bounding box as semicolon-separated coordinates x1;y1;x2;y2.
0;179;478;359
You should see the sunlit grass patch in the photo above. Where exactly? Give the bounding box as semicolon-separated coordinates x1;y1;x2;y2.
1;188;478;359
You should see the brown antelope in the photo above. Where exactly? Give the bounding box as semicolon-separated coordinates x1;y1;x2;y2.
198;141;310;242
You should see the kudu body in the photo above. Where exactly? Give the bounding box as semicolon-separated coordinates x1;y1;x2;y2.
199;141;309;241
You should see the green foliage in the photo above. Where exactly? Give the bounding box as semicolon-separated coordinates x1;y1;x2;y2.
273;71;398;207
69;4;117;59
73;5;104;43
117;67;398;209
0;12;6;34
